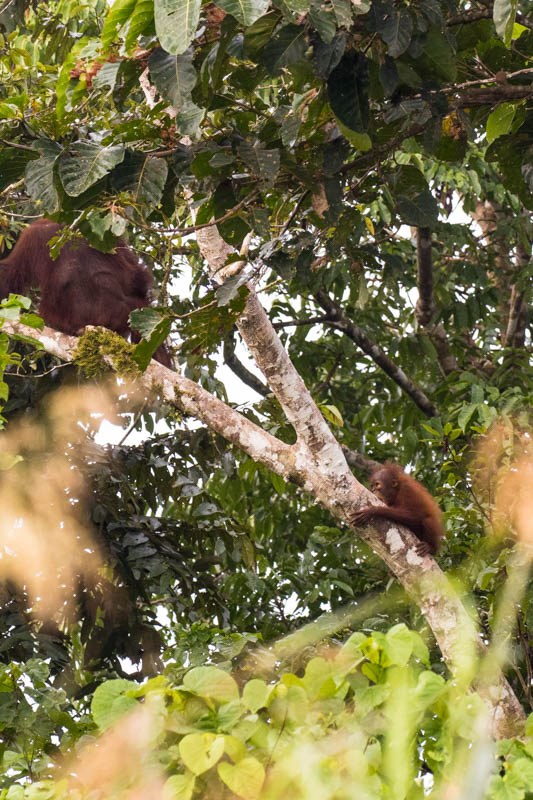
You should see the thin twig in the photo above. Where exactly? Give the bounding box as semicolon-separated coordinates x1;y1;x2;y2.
273;315;331;329
118;401;148;446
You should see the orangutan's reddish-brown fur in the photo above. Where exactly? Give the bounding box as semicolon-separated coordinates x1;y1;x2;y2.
0;219;171;367
351;463;443;556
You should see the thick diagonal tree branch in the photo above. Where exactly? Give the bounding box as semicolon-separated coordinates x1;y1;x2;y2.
341;445;379;474
223;332;269;397
314;290;439;417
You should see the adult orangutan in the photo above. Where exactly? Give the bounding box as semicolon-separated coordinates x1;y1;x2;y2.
0;218;171;367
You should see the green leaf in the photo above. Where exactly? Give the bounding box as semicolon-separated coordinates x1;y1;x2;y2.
242;679;271;712
0;103;21;119
215;274;249;306
382;624;413;667
507;757;533;787
24;141;61;215
351;0;370;14
264;24;307;76
6;786;24;800
179;287;247;358
183;666;239;702
423;28;457;81
309;0;336;44
331;0;351;27
270;472;286;494
19;313;44;330
155;0;202;56
336;121;372;150
91;679;137;730
379;6;413;57
319;403;344;427
101;0;137;48
163;773;196;800
283;0;309;12
218;757;265;800
494;0;518;46
58;141;125;196
457;403;478;432
93;61;121;91
327;52;369;133
179;733;225;774
486;102;519;144
238;142;280;185
112;152;168;208
0;452;23;470
148;48;198;108
176;102;204;136
396;191;438;227
413;671;445;708
243;12;280;59
125;0;155;50
129;307;163;339
55;38;90;120
312;33;346;79
216;0;269;26
132;318;172;370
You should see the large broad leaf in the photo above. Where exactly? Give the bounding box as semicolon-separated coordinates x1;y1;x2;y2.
183;666;239;702
154;0;202;56
283;0;309;12
396;191;438;228
215;0;269;26
176;103;204;137
242;679;271;712
92;61;121;91
423;28;457;82
486;102;519;144
125;0;155;51
179;733;225;775
91;679;138;730
382;624;413;667
55;39;89;120
243;12;280;59
58;141;125;196
378;6;413;57
238;142;280;185
327;52;369;133
330;0;351;27
493;0;518;46
148;48;198;107
163;773;196;800
218;758;265;800
215;273;250;306
112;152;168;208
130;307;165;339
101;0;136;48
212;182;251;246
313;32;346;78
132;317;172;371
264;24;307;75
413;671;445;708
309;0;336;44
25;140;62;214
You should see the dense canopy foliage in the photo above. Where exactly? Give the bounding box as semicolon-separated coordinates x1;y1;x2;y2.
2;0;533;796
